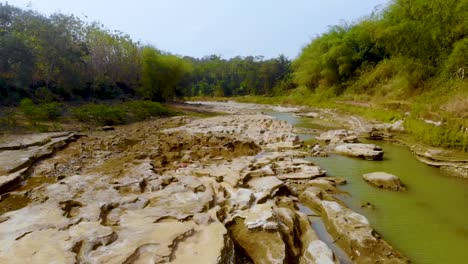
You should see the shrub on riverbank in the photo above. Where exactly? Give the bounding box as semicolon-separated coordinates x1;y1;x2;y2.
71;100;173;126
19;98;62;123
125;100;171;120
72;104;127;126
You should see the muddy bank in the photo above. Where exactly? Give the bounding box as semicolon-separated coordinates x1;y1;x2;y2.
0;111;408;263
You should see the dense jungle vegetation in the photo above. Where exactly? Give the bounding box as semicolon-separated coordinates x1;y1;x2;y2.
0;0;467;150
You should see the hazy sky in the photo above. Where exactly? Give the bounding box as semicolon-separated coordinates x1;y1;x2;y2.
6;0;389;58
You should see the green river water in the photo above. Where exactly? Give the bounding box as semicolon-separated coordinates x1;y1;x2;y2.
269;111;468;264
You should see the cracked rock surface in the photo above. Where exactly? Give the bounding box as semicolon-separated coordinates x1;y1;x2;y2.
0;113;408;263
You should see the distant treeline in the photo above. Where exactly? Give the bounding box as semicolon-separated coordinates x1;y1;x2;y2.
0;3;293;105
1;0;467;107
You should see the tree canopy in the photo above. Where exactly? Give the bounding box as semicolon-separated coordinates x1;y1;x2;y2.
293;0;468;96
0;3;294;105
1;0;466;106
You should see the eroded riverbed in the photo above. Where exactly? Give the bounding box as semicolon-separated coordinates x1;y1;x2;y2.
1;101;466;263
270;109;468;264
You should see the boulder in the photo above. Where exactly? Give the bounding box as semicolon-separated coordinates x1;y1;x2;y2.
367;128;393;141
309;144;328;157
372;120;405;132
247;176;284;201
334;143;384;160
102;126;115;131
363;172;406;191
296;112;319;118
316;130;358;144
228;218;286;264
277;165;326;181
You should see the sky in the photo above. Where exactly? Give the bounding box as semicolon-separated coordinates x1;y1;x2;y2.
5;0;389;59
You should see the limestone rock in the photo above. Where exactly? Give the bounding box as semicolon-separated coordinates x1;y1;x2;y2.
277;165;326;181
300;187;409;264
363;172;406;191
334;143;384;160
367;128;393;141
228;218;286;264
317;130;358;144
0;132;71;151
301;241;336;264
372;120;405;132
247;176;284;200
229;201;277;230
296;112;319;118
165;114;302;150
101;126;115;131
310;144;328;157
0;110;409;264
0;132;77;193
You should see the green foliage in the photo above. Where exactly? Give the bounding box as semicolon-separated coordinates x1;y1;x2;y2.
40;102;62;120
19;98;38;121
293;21;384;92
125;100;170;120
72;104;126;125
71;101;174;125
404;118;468;151
188;55;292;97
294;0;467;97
288;0;468;151
0;4;293;104
34;87;59;103
19;98;62;122
0;108;16;127
348;57;431;98
140;46;193;101
444;38;468;77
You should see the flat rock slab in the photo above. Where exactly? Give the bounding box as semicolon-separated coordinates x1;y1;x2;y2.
334;143;384;160
0;133;76;193
363;172;406;191
0;132;71;150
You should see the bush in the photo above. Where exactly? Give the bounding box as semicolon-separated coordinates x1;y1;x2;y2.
72;104;126;125
125;100;170;120
19;98;37;120
19;98;62;122
34;87;59;103
404;118;468;151
40;102;62;120
444;38;468;78
0;108;16;127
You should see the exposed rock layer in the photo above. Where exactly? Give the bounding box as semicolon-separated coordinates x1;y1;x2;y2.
0;111;408;263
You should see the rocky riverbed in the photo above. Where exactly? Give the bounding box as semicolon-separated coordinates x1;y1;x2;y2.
0;104;411;263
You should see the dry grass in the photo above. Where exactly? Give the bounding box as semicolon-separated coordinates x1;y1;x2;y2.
441;96;468;118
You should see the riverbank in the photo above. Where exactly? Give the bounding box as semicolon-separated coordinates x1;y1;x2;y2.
189;97;468;179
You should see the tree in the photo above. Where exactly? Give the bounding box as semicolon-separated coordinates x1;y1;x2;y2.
140;46;193;101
